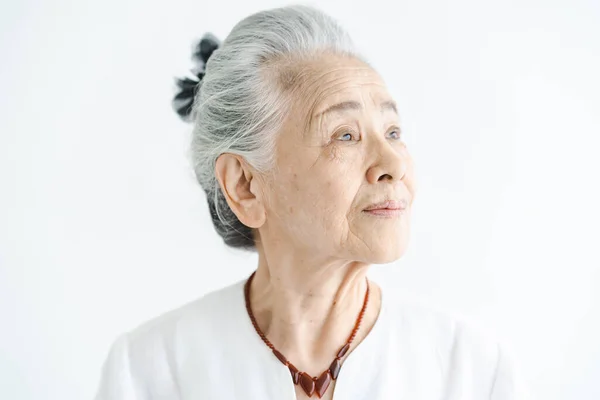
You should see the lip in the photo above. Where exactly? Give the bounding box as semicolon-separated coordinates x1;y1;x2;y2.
363;199;408;211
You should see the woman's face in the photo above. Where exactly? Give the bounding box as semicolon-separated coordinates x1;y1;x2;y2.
259;53;416;264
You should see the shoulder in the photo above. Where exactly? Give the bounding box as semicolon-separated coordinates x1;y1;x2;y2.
386;296;501;360
94;280;246;398
125;278;246;348
383;296;529;398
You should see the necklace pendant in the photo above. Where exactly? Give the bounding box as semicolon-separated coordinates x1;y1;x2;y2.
315;370;332;398
288;364;300;384
329;358;341;380
299;372;315;396
296;369;332;398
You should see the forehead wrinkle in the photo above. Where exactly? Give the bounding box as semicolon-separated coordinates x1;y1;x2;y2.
299;63;378;98
291;62;386;138
313;78;389;111
310;80;391;126
298;75;358;137
307;78;376;118
305;85;381;137
308;64;375;81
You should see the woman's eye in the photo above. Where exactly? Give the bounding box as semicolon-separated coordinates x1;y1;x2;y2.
388;129;402;139
336;131;355;141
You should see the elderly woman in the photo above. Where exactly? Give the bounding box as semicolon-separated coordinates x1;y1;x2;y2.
94;5;527;400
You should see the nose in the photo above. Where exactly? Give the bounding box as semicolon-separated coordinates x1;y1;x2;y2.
365;140;408;185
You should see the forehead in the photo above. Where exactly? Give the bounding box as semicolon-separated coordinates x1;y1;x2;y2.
276;54;394;130
298;55;389;106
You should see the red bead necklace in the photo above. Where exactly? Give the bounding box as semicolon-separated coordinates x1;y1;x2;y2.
243;271;370;398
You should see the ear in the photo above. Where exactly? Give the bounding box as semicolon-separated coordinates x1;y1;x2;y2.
214;153;266;228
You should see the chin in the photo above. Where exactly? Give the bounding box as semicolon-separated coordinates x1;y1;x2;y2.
363;238;410;264
369;249;405;264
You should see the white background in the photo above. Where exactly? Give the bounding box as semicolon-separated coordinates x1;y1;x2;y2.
1;0;599;399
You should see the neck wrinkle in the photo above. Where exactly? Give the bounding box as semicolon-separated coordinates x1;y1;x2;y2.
246;259;377;370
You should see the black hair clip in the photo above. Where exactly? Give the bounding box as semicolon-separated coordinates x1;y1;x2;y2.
173;33;220;121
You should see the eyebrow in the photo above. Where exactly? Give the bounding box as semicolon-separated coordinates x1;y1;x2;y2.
313;99;398;119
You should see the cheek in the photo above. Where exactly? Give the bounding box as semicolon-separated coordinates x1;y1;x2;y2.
270;144;364;224
279;168;358;229
326;144;345;163
308;173;360;233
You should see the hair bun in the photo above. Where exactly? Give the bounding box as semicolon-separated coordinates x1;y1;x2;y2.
173;33;221;121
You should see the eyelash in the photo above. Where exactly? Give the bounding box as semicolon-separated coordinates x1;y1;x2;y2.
335;128;402;141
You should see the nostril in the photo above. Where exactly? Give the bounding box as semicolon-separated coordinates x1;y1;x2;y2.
378;173;393;181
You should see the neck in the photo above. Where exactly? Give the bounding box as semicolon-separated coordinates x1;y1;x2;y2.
247;253;381;373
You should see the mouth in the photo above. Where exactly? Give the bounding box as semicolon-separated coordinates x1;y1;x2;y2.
362;199;408;217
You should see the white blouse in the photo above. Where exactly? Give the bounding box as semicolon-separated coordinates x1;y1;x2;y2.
94;277;530;399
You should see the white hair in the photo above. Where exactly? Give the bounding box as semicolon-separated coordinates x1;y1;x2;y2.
178;5;362;250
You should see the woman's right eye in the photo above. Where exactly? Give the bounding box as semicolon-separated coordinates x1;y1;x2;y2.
335;128;358;141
